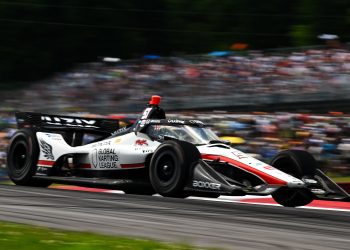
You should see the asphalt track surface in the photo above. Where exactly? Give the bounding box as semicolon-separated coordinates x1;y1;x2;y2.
0;185;350;250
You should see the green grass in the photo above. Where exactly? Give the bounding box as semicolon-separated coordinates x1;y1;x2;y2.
325;172;350;183
0;221;216;250
0;180;13;185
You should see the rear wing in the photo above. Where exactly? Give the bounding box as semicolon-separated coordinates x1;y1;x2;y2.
15;112;119;136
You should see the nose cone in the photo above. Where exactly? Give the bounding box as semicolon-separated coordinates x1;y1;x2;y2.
287;178;306;188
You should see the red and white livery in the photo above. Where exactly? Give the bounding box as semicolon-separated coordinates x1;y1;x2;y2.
7;96;350;207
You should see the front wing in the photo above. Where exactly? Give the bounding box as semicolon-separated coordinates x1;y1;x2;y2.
184;160;350;201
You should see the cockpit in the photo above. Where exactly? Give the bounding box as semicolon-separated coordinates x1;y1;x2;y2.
146;124;220;145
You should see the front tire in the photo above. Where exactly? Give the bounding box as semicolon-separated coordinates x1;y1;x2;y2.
7;128;52;187
271;187;314;207
149;140;200;197
270;150;316;207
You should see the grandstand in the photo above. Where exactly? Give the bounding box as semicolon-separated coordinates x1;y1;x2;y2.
1;46;350;113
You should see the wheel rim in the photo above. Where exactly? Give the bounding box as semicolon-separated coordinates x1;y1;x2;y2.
11;141;30;176
155;152;176;184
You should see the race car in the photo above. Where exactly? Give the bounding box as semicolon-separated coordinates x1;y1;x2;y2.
6;95;350;207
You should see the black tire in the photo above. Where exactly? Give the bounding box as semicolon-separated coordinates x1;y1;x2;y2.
149;140;200;197
270;150;317;178
270;150;316;207
271;187;314;207
7;128;52;187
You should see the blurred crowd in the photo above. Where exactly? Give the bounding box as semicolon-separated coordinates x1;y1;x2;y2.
1;46;350;113
205;112;350;175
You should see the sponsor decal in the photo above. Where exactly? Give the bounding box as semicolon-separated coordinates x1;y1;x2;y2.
167;119;185;124
140;120;146;128
135;139;148;146
263;165;275;170
189;120;204;126
142;149;153;154
41;116;98;128
135;119;161;129
39;139;54;160
91;140;111;148
91;148;119;169
134;147;152;153
144;119;161;125
44;133;60;138
44;133;63;141
193;180;221;190
231;149;248;159
114;138;122;144
111;127;128;136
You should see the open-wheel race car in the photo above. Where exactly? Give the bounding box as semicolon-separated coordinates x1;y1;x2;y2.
6;96;350;207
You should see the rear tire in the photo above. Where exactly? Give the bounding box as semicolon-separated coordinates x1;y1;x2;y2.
149;140;200;197
7;128;52;187
270;150;316;207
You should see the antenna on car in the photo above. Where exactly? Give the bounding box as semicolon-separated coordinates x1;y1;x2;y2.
134;95;165;135
149;95;161;106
